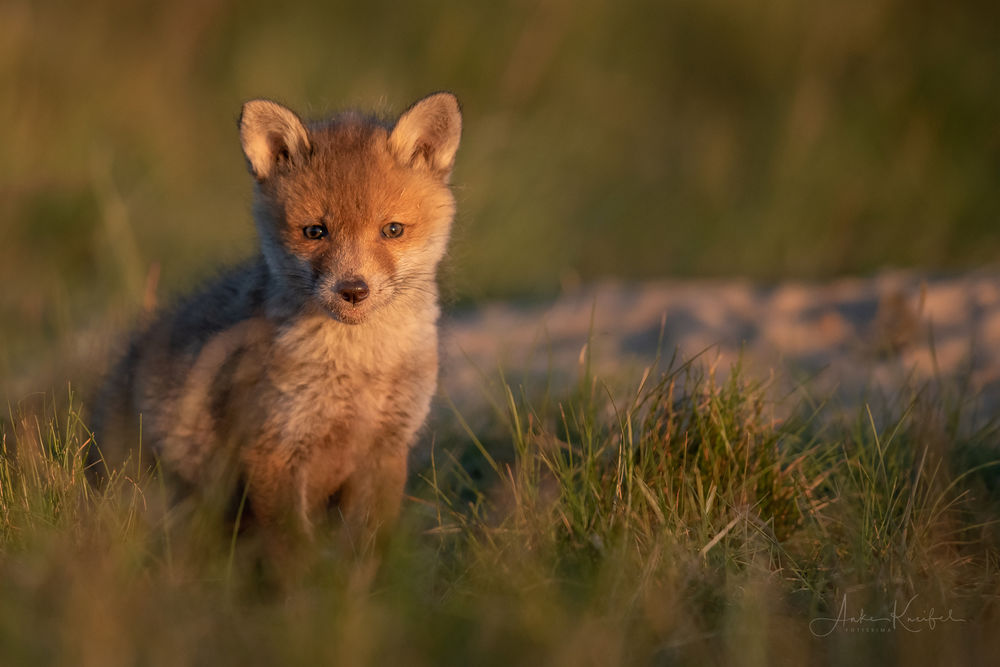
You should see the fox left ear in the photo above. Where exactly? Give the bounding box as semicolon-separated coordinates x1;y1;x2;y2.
389;92;462;179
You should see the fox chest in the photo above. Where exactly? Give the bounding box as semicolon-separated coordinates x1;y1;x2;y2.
254;334;438;457
269;360;388;441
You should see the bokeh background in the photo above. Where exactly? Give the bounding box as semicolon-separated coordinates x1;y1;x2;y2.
2;0;999;393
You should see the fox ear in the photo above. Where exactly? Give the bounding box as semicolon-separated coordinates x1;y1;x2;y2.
389;92;462;179
239;100;311;181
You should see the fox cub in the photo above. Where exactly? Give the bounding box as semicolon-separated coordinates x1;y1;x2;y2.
93;93;462;545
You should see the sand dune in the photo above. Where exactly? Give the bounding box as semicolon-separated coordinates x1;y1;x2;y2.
441;270;1000;417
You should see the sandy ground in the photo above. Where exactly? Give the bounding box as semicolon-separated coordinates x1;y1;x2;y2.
439;270;1000;419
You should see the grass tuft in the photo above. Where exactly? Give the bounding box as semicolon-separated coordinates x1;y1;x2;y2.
1;356;998;665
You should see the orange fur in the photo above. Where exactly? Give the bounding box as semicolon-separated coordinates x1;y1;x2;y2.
92;93;462;550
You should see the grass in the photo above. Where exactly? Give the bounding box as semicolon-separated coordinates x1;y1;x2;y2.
1;352;998;666
3;3;1000;660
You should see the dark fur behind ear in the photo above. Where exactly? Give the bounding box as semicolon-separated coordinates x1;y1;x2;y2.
239;100;311;182
388;92;462;179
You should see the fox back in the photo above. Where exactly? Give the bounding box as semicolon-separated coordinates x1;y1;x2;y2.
92;93;462;546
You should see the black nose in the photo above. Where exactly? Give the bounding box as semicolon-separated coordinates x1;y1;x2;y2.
336;278;369;304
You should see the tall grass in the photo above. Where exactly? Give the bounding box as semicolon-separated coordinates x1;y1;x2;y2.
1;354;997;666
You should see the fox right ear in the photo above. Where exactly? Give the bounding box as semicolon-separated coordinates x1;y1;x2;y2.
239;100;311;181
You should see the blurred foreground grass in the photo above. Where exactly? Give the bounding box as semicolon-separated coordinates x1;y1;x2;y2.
2;0;1000;388
1;354;999;665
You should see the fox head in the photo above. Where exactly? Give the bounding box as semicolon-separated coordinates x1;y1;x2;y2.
238;93;461;325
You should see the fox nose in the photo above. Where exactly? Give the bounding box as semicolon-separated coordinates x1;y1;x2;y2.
336;278;369;305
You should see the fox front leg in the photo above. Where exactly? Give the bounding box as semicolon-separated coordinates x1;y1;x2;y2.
335;447;409;554
241;451;316;557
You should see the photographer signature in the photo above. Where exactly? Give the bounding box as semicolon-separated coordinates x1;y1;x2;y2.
810;594;965;637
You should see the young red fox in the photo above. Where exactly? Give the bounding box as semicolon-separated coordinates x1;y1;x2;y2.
92;93;462;547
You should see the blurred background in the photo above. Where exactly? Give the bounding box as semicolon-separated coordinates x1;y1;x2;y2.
1;0;999;395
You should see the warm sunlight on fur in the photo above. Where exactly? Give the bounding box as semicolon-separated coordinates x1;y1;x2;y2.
91;93;462;552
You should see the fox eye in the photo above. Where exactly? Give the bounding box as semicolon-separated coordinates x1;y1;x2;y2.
303;223;328;240
381;222;405;239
